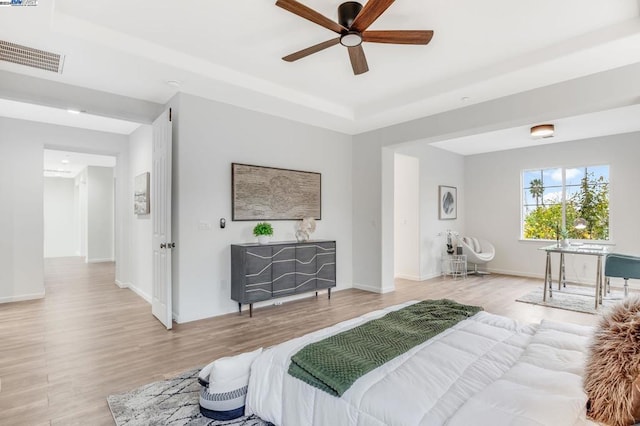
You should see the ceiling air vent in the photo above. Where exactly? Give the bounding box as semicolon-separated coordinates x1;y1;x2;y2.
0;40;64;73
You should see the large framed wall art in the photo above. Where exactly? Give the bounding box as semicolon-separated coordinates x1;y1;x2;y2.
231;163;321;221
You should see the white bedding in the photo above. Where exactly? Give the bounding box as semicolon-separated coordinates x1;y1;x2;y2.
245;301;596;426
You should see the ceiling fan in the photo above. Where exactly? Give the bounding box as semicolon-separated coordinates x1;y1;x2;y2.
275;0;434;75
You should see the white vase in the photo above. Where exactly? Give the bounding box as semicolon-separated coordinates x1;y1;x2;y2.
257;235;270;245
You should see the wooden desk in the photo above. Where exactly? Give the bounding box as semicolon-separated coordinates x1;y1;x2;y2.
539;244;614;309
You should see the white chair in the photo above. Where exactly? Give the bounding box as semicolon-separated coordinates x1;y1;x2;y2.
458;236;495;275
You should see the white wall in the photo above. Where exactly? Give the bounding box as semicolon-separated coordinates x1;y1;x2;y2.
87;166;114;263
76;169;88;257
0;117;129;303
127;125;153;302
465;132;640;284
0;121;44;302
397;144;466;279
44;177;76;258
394;154;420;280
171;93;353;323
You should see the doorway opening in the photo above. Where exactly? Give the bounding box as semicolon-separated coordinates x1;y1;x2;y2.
394;153;420;281
43;149;117;264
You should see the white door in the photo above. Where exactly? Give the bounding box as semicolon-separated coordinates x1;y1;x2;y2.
151;108;173;329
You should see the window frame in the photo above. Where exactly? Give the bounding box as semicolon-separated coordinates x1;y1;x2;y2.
520;163;611;242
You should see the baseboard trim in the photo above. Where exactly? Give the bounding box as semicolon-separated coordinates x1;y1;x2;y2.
420;272;442;281
128;284;151;304
487;268;545;279
87;258;114;264
394;273;421;281
115;280;151;304
0;291;46;304
353;282;395;294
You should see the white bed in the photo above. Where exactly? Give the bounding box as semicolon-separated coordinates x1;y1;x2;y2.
245;301;596;426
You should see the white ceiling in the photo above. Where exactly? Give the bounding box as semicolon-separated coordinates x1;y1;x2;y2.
0;98;140;134
431;104;640;155
43;149;116;178
0;0;639;148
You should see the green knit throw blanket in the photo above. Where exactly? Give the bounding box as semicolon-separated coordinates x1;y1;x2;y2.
288;299;483;396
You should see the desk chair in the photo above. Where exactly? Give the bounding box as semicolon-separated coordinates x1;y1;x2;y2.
605;253;640;297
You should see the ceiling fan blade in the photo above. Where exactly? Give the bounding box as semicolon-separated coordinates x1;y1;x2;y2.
350;0;395;33
348;45;369;75
282;38;340;62
275;0;347;34
363;30;434;45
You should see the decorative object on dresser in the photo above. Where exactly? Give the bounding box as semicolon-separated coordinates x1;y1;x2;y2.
231;240;336;317
252;222;274;245
295;217;316;242
232;163;321;221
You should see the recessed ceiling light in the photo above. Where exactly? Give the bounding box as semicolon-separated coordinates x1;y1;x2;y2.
530;124;555;138
67;108;81;115
166;80;181;88
61;159;70;164
461;97;470;102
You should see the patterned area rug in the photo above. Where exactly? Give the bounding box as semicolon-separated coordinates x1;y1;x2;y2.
107;368;272;426
516;284;623;314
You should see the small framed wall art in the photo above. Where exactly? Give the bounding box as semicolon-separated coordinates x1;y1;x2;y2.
438;185;457;220
134;172;150;215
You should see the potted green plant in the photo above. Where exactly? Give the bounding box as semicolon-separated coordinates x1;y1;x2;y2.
253;222;274;245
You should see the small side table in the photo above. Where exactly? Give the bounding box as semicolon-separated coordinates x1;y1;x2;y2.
442;254;467;280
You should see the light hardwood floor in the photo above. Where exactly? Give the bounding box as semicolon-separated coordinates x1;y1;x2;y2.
0;257;599;425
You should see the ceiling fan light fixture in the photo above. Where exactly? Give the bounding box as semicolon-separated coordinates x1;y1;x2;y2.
530;124;554;138
338;1;363;28
340;31;362;47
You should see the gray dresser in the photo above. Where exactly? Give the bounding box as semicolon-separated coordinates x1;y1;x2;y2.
231;240;336;317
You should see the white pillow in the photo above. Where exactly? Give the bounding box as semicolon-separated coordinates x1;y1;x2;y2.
209;347;263;384
199;347;263;421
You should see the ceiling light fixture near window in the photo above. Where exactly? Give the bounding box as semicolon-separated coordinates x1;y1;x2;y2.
530;124;554;138
67;108;81;115
61;159;70;164
166;80;181;88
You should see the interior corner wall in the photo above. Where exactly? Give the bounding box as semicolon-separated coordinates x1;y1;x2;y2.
128;124;153;302
44;177;76;258
393;154;420;280
0;117;130;304
86;166;114;263
351;136;385;292
464;132;640;283
76;168;88;258
0;119;45;302
170;93;353;323
396;144;466;280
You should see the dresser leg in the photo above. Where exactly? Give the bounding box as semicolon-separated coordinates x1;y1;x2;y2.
315;291;318;297
238;302;242;315
328;288;331;300
249;303;253;318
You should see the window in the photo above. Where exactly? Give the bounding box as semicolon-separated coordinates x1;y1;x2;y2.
522;165;609;240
